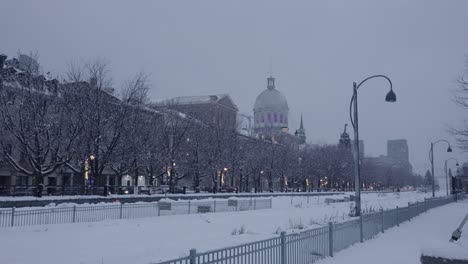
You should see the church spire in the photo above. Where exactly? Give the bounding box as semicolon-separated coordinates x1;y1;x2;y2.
339;123;351;149
296;114;306;144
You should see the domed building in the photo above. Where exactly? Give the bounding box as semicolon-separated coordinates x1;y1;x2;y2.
253;76;289;135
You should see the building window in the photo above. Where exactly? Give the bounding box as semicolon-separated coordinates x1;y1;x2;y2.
268;113;271;123
15;176;28;186
261;114;264;123
280;114;283;123
274;113;277;123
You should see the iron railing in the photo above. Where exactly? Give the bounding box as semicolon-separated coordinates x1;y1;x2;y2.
154;193;465;264
0;197;272;228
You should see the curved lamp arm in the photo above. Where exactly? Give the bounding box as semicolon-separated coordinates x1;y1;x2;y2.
428;139;453;162
349;75;394;128
446;158;459;168
433;139;451;146
446;157;459;163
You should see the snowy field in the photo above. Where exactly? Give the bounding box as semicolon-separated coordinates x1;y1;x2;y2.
317;199;468;264
0;191;444;264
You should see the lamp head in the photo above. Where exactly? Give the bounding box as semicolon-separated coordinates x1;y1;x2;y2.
447;146;453;152
385;89;396;102
456;162;459;166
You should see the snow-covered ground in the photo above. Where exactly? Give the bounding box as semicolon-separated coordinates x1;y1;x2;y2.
0;191;445;264
317;199;468;264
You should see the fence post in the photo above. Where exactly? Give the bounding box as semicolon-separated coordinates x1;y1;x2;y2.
381;209;384;233
188;200;191;215
408;202;411;221
328;222;334;257
120;203;123;219
281;231;286;264
270;197;273;209
214;200;216;213
396;206;399;226
359;214;364;243
189;248;196;264
158;202;161;216
72;205;76;223
11;207;15;227
254;199;257;210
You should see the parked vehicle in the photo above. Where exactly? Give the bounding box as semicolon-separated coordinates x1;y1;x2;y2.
138;186;151;195
152;185;169;194
220;186;237;193
173;186;186;194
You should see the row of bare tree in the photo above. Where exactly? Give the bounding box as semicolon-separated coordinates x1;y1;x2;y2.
0;57;423;195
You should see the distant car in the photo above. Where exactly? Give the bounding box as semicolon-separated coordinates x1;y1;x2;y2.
138;186;151;195
220;186;237;193
119;186;132;194
173;186;186;194
152;185;169;194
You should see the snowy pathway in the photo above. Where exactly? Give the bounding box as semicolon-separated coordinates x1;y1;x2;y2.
317;200;468;264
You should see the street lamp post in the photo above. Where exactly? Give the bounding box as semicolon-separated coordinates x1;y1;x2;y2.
298;157;302;192
429;140;452;198
349;75;396;216
444;158;459;196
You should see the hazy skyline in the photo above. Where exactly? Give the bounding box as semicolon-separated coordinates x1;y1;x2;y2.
3;0;468;176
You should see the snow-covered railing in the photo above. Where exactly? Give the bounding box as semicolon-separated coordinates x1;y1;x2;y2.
154;193;465;264
0;197;272;228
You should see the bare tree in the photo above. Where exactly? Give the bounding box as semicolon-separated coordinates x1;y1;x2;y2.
0;55;81;188
63;59;151;194
451;58;468;151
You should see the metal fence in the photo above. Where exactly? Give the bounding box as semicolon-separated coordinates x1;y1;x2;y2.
155;193;465;264
0;197;272;228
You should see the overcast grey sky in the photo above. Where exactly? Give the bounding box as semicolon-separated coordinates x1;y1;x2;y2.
3;0;468;176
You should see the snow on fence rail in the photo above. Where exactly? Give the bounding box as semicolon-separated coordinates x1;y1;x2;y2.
0;197;272;228
154;193;466;264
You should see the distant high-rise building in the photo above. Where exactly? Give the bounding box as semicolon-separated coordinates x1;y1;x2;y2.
387;139;409;163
